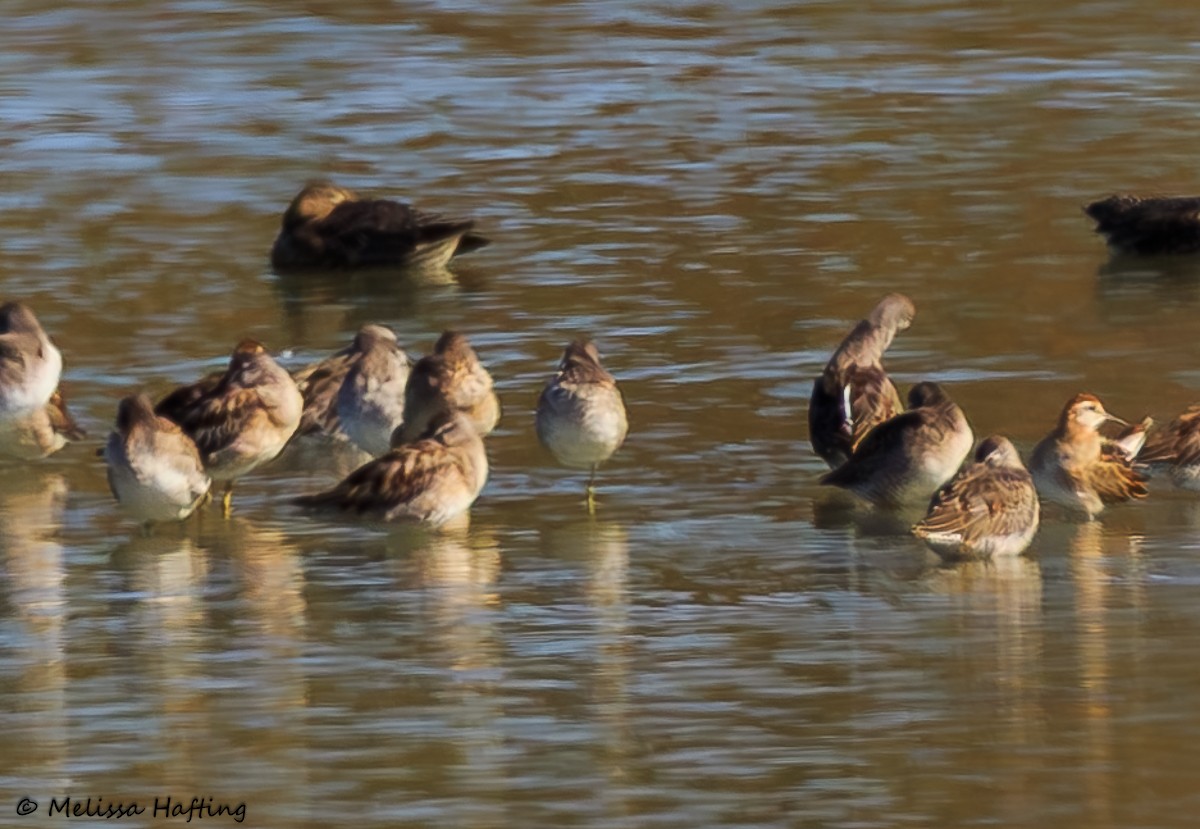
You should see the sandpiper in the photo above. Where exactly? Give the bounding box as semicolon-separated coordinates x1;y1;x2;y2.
1137;404;1200;490
819;381;973;507
336;330;412;456
1029;393;1148;518
394;331;500;444
809;293;916;468
0;302;63;422
294;410;487;525
1084;194;1200;256
535;341;628;510
291;324;400;440
156;339;303;516
104;394;212;527
270;181;490;271
912;436;1040;559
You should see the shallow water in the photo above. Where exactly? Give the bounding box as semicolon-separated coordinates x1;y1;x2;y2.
3;0;1200;826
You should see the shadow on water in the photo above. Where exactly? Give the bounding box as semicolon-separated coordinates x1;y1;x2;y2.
1094;253;1200;316
272;262;488;344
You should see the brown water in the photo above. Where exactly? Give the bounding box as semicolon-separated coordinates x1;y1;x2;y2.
3;1;1200;826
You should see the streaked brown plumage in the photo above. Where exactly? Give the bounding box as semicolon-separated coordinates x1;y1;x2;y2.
912;436;1040;559
104;394;211;526
156;339;303;515
535;341;628;507
293;411;487;525
291;324;400;439
270;182;490;271
1029;393;1148;518
809;293;915;468
819;381;973;507
394;331;500;444
1084;194;1200;256
1138;404;1200;490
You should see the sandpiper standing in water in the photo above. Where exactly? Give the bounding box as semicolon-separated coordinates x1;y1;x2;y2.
809;293;916;468
104;394;212;529
394;331;500;444
535;341;628;512
1029;393;1148;519
291;324;401;441
294;410;487;526
270;182;490;271
819;381;973;508
912;435;1040;560
156;340;303;516
1084;194;1200;256
0;303;83;459
337;330;412;457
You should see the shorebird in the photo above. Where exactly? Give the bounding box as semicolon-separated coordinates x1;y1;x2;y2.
1137;404;1200;490
104;394;212;528
270;182;490;271
809;293;916;468
819;381;973;507
336;330;412;456
535;341;628;511
291;324;400;441
912;436;1040;559
393;331;500;444
1029;393;1149;518
0;302;63;421
156;340;303;516
294;410;487;526
1084;194;1200;256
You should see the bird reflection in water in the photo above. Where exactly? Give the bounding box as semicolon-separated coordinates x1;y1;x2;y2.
0;473;69;792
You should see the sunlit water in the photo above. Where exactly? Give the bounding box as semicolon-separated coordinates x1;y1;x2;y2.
3;1;1200;826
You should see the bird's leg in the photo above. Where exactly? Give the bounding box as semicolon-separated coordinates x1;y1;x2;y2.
221;481;234;518
586;465;597;515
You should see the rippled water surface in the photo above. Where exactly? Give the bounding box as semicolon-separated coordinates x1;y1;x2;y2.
4;1;1200;826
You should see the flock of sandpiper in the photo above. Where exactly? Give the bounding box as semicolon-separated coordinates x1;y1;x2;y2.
0;182;627;531
1;185;1197;548
813;192;1200;559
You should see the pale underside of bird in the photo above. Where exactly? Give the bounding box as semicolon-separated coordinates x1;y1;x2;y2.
105;394;212;527
535;340;628;511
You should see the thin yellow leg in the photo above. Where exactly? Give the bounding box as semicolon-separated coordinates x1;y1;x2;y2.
586;465;597;515
221;481;234;518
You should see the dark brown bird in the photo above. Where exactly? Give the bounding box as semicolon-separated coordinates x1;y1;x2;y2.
1137;404;1200;491
270;182;490;271
809;293;916;468
290;324;400;440
819;381;973;507
294;410;487;525
393;331;500;444
156;340;303;516
912;436;1039;560
1084;194;1200;256
1029;393;1149;518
